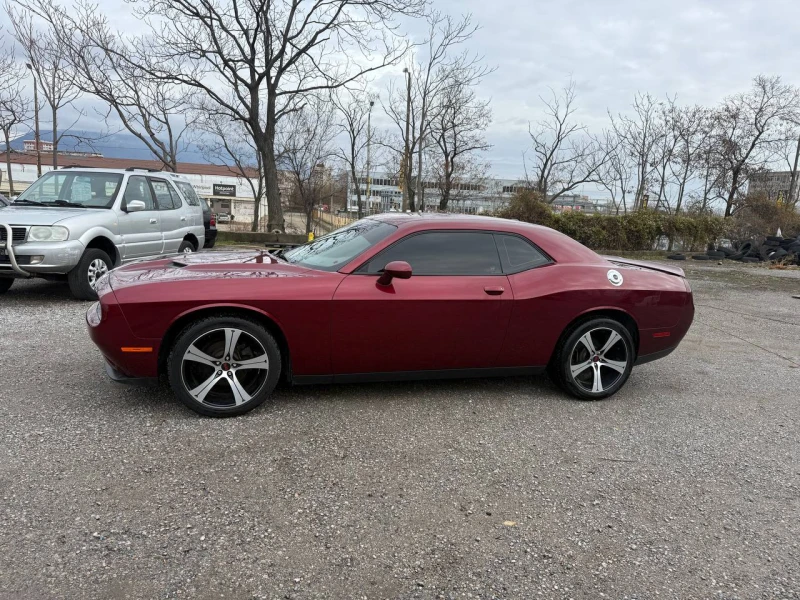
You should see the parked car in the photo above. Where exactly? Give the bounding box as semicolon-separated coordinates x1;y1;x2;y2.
0;167;205;299
87;213;695;417
199;199;217;248
216;212;231;223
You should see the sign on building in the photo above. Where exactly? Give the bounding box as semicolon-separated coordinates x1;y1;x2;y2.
213;183;237;197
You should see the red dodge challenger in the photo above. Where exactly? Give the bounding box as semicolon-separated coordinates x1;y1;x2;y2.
87;214;694;416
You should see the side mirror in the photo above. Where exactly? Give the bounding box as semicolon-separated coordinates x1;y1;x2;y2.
126;200;145;213
377;260;412;286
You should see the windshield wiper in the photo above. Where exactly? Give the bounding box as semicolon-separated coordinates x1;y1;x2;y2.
13;198;46;206
51;200;81;207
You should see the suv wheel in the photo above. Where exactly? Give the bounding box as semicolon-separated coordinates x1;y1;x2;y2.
0;278;14;294
179;240;195;254
68;248;112;300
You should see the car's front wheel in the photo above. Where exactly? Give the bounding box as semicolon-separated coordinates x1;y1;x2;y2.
167;315;282;417
67;248;112;300
550;318;634;400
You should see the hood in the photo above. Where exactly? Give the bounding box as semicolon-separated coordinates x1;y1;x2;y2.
602;255;685;278
0;205;107;226
108;250;314;290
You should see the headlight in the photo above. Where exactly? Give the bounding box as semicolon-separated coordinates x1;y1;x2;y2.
28;226;69;242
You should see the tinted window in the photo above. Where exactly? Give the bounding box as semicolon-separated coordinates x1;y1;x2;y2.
150;179;178;210
495;234;551;273
363;232;502;275
123;176;155;210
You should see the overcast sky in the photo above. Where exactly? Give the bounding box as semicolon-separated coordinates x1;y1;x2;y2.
3;0;800;187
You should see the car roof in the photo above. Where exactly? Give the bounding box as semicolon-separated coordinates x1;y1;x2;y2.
47;167;191;180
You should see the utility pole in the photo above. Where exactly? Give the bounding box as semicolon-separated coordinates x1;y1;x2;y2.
402;67;412;212
26;63;42;177
364;99;374;217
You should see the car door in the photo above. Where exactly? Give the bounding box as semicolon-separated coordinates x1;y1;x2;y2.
118;175;163;258
331;230;513;375
150;178;184;253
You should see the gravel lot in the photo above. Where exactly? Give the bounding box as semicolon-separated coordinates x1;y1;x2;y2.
1;262;799;600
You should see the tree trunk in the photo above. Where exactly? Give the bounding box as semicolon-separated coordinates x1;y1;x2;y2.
263;96;285;233
788;134;800;208
3;130;13;196
351;163;363;219
52;104;58;169
724;169;739;217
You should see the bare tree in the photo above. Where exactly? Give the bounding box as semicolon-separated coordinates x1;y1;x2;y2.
0;31;29;195
131;0;422;232
710;75;799;216
670;104;713;213
19;0;193;172
277;96;337;234
429;76;491;210
597;129;631;214
527;81;610;203
381;74;420;209
7;1;81;168
332;88;377;219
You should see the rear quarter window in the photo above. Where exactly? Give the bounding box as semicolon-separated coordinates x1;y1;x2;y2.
495;234;551;273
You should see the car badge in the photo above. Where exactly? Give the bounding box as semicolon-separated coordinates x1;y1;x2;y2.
607;269;623;286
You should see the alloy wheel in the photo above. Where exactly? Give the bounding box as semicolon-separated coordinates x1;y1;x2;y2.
569;327;629;393
180;328;270;407
87;258;109;289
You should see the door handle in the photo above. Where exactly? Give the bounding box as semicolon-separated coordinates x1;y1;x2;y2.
150;219;158;224
180;216;186;221
484;286;505;295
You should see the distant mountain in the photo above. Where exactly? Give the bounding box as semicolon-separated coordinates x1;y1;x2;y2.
8;130;210;164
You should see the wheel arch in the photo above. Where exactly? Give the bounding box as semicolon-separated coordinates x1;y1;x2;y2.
182;233;200;251
85;236;119;266
157;304;292;382
550;307;640;364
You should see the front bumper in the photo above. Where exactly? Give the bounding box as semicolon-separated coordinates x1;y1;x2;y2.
0;224;84;277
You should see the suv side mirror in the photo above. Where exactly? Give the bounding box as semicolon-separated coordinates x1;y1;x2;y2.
126;200;146;212
377;260;412;286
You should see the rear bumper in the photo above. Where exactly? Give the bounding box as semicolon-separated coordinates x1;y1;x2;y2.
634;346;676;365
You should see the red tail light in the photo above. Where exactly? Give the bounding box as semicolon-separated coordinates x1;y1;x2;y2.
210;213;216;226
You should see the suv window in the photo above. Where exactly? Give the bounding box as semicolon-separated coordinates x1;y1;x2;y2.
174;181;201;206
495;234;551;273
362;231;502;276
123;175;155;210
150;179;179;210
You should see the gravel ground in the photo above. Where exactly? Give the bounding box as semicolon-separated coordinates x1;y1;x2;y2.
1;263;799;600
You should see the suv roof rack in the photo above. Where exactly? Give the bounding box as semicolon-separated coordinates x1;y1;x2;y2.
124;167;162;172
60;165;92;169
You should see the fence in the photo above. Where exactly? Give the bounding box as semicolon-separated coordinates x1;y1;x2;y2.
312;209;355;232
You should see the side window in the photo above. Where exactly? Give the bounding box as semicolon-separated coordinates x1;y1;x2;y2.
175;181;200;206
123;176;155;211
150;179;177;210
362;232;502;276
495;234;551;273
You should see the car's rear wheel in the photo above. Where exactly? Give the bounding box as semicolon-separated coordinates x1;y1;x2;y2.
68;248;112;300
0;278;14;294
179;240;195;254
168;316;281;417
550;318;634;400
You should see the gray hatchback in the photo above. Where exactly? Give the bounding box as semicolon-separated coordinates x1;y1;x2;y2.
0;167;205;299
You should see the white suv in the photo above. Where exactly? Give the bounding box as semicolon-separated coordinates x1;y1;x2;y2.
0;167;205;299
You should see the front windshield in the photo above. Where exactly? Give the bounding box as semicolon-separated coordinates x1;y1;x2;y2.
284;219;397;272
15;171;123;208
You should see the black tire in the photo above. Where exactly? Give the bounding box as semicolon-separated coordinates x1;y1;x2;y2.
549;317;634;401
742;257;760;263
770;248;788;261
67;248;112;300
692;254;712;260
167;315;282;417
204;239;216;249
707;251;725;258
667;254;686;260
766;235;783;243
178;239;196;254
719;247;736;256
0;278;14;294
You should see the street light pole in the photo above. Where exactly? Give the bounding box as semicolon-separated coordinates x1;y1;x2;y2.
402;67;411;212
364;99;374;218
26;63;42;177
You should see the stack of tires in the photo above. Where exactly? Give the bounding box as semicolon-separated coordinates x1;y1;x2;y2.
667;235;800;263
